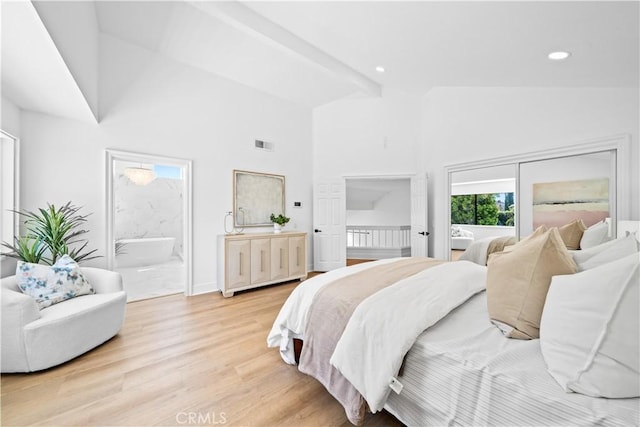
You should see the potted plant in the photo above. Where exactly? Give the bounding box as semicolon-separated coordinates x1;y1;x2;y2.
2;202;100;265
270;213;290;234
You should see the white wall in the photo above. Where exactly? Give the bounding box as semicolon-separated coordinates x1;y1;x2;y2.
1;97;21;137
313;89;422;180
313;87;639;260
16;34;313;292
33;1;99;119
422;87;639;259
347;184;410;226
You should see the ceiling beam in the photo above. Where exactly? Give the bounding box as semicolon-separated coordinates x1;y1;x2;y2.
188;0;381;98
1;1;98;124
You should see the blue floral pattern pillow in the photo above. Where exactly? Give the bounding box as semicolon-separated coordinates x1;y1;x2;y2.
16;255;95;309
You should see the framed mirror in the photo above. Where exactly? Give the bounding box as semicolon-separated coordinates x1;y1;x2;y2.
233;170;285;227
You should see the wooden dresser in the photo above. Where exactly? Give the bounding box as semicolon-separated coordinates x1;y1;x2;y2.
217;231;307;297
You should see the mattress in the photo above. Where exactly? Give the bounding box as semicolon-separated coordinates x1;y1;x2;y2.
385;292;639;427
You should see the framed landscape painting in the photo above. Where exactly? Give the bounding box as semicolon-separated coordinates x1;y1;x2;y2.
532;177;609;229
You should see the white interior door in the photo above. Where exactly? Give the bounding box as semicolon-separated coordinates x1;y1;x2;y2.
313;180;346;271
411;174;429;257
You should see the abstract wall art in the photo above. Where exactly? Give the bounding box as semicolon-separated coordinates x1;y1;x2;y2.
532;177;609;229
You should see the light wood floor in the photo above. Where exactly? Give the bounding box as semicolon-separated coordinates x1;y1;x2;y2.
346;259;374;266
1;278;403;427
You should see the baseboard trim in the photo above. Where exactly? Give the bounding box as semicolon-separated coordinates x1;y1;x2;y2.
192;281;218;296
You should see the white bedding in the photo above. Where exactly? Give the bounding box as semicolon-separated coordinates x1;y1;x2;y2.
266;257;399;364
330;261;486;414
458;236;495;265
269;255;640;426
385;292;640;427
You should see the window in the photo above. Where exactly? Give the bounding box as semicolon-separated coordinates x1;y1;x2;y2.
153;164;182;179
451;192;514;226
1;131;18;253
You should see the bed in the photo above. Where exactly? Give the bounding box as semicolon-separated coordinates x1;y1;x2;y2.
458;235;517;265
459;218;616;266
267;226;640;426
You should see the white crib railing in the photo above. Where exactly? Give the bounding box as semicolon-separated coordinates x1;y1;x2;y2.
347;225;411;259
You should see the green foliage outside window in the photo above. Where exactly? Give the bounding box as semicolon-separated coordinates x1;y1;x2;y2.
451;193;515;227
451;195;475;225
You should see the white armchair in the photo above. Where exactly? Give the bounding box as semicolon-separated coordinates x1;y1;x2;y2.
1;267;127;373
451;226;475;250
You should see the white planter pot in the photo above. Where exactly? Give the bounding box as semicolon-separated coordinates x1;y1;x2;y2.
273;223;282;233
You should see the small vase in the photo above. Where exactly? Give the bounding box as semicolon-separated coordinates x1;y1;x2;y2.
273;223;282;233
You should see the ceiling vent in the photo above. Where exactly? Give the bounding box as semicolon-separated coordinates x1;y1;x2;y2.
255;139;274;152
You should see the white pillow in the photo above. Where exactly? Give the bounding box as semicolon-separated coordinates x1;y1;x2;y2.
540;253;639;398
572;234;639;270
579;221;609;249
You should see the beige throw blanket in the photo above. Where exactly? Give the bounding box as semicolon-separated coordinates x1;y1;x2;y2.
298;257;443;425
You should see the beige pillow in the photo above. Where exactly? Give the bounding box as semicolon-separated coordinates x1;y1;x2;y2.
487;226;547;262
524;225;548;241
558;219;587;250
487;228;578;339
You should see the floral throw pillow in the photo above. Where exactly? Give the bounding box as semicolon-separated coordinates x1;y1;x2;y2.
16;255;95;309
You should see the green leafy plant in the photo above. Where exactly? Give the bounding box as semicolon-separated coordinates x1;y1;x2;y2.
2;202;100;265
6;235;47;264
270;213;290;226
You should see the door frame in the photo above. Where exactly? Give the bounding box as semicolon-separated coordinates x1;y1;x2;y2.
344;172;417;256
105;149;193;295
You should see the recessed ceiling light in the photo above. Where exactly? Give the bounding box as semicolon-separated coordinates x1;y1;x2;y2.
375;66;385;73
548;51;571;60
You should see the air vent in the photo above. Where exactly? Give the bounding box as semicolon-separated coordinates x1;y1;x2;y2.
255;139;274;152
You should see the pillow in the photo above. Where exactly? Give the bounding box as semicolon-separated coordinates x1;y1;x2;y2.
540;253;639;398
486;228;577;339
580;221;610;249
521;225;547;243
16;255;95;309
558;219;587;250
573;234;639;271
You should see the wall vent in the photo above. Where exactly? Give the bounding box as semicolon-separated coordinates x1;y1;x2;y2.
255;139;274;152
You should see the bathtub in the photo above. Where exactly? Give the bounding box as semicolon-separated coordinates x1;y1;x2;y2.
115;237;176;268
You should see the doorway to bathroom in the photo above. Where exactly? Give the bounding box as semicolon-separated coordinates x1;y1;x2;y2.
106;150;192;301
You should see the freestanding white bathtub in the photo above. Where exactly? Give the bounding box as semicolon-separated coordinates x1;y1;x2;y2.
115;237;176;268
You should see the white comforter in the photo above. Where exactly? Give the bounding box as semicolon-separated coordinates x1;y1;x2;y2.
330;261;487;413
266;258;399;364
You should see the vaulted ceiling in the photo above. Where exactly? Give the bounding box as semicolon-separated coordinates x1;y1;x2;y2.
2;1;638;123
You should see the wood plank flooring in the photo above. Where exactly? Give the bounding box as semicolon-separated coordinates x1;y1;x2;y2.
1;279;403;427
